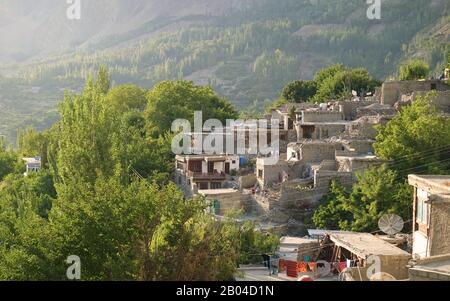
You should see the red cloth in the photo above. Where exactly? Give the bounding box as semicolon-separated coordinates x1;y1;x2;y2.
285;260;298;278
339;262;347;272
298;276;314;282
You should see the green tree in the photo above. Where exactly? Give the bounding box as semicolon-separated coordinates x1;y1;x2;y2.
281;80;317;103
238;220;279;264
312;180;353;230
374;92;450;176
0;138;19;181
105;84;148;114
145;81;238;138
95;65;112;95
313;65;380;102
399;59;430;80
313;166;412;232
0;70;251;281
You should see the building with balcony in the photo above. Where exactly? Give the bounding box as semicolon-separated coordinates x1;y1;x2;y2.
175;154;240;197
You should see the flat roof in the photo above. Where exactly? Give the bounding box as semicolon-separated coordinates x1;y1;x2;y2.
176;154;239;161
22;157;41;164
408;175;450;194
198;189;239;196
307;229;355;237
412;257;450;275
288;139;342;146
330;232;411;259
279;236;318;245
335;154;381;161
301;121;351;126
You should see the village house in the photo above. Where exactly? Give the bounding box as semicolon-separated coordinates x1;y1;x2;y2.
22;157;41;177
272;231;411;281
294;108;348;140
408;175;450;259
175;154;240;197
325;232;412;281
250;97;392;226
381;79;450;106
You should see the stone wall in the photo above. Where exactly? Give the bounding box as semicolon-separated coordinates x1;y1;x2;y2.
409;254;450;281
206;191;251;216
336;100;377;120
300;143;342;163
314;170;355;189
409;268;450;281
239;174;257;189
356;103;397;118
412;90;450;113
430;201;450;256
346;116;393;140
345;255;410;280
256;159;288;188
299;123;346;140
343;140;374;154
302;111;344;123
381;80;450;106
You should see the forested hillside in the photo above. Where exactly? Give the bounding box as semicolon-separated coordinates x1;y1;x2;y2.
0;0;449;142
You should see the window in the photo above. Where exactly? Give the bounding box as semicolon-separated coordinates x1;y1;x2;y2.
189;160;202;173
288;118;294;130
258;169;263;178
416;189;429;225
291;152;296;159
211;182;222;189
232;160;236;164
208;162;214;173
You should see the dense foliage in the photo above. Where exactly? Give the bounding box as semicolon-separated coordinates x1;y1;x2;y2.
281;80;317;103
399;59;431;81
0;70;277;280
281;64;380;103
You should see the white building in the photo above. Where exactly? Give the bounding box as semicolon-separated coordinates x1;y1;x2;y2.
175;154;240;197
23;157;42;176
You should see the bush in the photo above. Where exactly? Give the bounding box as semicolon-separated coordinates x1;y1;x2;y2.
399;59;430;80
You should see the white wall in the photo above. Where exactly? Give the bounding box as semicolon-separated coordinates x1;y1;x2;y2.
413;231;429;259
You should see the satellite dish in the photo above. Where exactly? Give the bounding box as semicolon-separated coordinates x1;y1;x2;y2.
378;214;404;237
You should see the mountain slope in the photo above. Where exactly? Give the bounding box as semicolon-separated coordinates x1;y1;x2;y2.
0;0;237;64
0;0;449;143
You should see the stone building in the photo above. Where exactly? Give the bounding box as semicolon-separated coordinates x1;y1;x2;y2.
356;103;397;118
175;154;240;197
381;79;450;106
335;151;385;173
408;175;450;259
325;232;412;281
345;115;393;140
294;109;348;140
